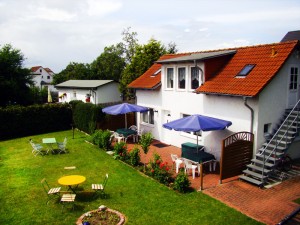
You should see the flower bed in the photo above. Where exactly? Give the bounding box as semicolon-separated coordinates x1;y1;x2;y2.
76;205;125;225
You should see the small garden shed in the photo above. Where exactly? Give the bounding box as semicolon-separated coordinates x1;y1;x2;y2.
55;80;121;104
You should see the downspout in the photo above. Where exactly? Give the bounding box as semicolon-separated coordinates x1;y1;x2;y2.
194;60;204;85
243;96;254;133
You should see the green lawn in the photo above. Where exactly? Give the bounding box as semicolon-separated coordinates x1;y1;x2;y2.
0;130;262;225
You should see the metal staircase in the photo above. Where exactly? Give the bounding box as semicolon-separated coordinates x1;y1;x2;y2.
240;100;300;187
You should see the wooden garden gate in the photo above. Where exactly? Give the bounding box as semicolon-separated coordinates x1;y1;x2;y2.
219;132;254;183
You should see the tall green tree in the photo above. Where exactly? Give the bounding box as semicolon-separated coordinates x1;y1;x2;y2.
120;38;169;95
0;44;33;106
52;62;91;84
90;43;125;81
122;27;139;64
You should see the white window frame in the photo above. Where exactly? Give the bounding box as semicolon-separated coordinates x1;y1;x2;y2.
289;66;298;90
178;67;186;90
166;68;174;89
190;67;200;90
141;108;154;125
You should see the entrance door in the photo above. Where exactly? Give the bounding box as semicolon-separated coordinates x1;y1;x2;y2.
162;110;172;144
288;66;299;108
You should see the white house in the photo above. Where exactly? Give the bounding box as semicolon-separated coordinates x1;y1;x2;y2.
30;66;56;91
128;39;300;159
55;80;121;104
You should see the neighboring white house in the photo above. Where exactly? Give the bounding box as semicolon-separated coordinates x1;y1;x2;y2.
55;80;121;104
128;39;300;158
30;66;56;91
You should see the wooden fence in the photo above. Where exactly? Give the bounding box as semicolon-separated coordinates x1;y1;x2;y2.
220;132;254;183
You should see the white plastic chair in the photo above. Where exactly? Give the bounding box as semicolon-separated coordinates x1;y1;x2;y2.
128;125;137;131
136;128;144;142
170;154;183;173
129;125;138;142
112;132;125;143
206;148;220;171
183;158;199;179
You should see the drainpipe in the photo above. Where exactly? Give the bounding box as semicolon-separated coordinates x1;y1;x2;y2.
243;96;254;133
194;60;204;85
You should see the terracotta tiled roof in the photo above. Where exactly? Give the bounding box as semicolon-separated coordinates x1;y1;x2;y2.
128;54;188;89
196;41;298;97
30;66;42;72
44;68;54;73
128;41;298;96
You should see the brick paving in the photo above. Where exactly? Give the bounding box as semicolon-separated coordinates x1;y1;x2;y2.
124;139;300;225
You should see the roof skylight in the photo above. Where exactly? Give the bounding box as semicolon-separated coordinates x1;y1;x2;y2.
236;64;255;77
151;69;161;77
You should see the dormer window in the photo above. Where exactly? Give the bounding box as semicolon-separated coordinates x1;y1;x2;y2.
236;64;255;77
178;67;186;89
191;67;200;89
166;68;174;89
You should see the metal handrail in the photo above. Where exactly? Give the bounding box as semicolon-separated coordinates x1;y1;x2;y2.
260;99;300;182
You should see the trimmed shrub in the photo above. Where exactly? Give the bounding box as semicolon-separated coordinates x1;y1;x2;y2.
128;145;141;166
173;170;191;193
99;129;112;150
146;153;172;185
139;132;153;154
113;142;129;161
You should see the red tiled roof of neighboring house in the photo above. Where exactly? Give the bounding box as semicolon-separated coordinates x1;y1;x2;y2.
196;40;298;97
30;66;42;72
44;68;54;73
128;54;189;89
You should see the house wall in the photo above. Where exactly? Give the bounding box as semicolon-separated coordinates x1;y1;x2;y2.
57;82;121;104
97;82;121;104
32;67;56;91
135;50;300;158
256;50;300;156
136;62;256;154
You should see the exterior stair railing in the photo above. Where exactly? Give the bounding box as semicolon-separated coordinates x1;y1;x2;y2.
259;99;300;183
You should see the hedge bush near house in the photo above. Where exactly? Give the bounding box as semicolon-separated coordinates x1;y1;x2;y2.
173;170;191;193
87;129;112;150
72;102;105;134
0;104;72;140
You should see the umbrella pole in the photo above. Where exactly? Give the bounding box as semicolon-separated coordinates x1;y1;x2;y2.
125;114;127;128
199;163;203;191
196;133;199;152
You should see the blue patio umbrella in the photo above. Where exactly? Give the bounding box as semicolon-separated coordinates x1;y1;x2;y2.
102;103;149;128
163;114;232;146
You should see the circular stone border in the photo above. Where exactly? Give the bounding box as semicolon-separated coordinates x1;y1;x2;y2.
76;208;126;225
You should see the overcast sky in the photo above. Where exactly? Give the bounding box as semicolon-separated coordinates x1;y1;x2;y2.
1;0;299;73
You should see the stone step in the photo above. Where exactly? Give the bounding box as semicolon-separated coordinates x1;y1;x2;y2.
257;149;284;157
256;154;281;162
242;169;268;179
261;143;285;151
247;164;271;174
251;159;275;167
239;175;264;186
276;134;295;140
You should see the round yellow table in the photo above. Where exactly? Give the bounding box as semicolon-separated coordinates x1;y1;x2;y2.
58;175;86;193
